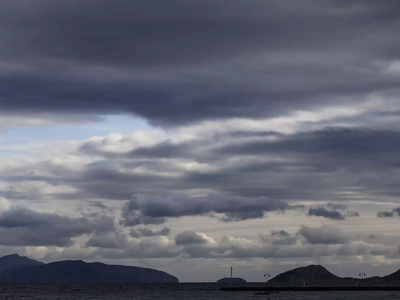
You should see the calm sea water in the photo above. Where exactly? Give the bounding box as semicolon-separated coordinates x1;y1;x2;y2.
0;283;399;299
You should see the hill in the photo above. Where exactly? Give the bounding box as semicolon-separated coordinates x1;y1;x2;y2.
268;265;341;286
0;254;44;274
380;269;400;286
0;256;178;283
268;265;400;287
217;277;247;283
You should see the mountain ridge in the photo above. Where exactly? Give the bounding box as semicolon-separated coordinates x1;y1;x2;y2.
0;253;44;275
0;254;178;283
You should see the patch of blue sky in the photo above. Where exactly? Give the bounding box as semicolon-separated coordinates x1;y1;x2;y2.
0;115;155;156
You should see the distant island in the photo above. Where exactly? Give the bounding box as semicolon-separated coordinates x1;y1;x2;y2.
217;277;247;283
0;254;179;283
267;265;399;287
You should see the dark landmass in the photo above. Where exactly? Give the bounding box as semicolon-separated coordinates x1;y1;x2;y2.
267;265;400;287
0;254;44;274
0;254;178;283
217;277;247;283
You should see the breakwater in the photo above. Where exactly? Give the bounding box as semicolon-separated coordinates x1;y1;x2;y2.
221;286;400;292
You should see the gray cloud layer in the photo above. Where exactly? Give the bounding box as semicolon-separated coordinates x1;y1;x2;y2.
298;225;350;245
308;207;346;220
307;205;360;221
71;128;400;203
0;207;114;247
377;207;400;218
130;227;171;238
0;1;400;126
120;194;300;226
175;232;207;245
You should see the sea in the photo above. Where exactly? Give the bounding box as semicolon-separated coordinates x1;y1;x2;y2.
0;283;398;299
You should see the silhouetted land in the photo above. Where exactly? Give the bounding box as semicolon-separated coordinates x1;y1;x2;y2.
0;254;44;274
266;265;400;287
0;254;178;282
221;264;400;291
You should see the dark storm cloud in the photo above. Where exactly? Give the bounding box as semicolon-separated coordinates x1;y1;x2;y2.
298;225;350;245
129;227;171;238
377;207;400;218
1;1;400;125
120;194;300;226
0;207;115;246
175;231;207;245
308;207;345;220
308;206;360;220
218;129;400;159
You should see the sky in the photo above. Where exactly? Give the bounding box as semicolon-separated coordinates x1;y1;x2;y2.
1;0;400;282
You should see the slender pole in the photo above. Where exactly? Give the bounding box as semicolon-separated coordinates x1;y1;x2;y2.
229;266;233;287
264;273;270;285
359;272;366;286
